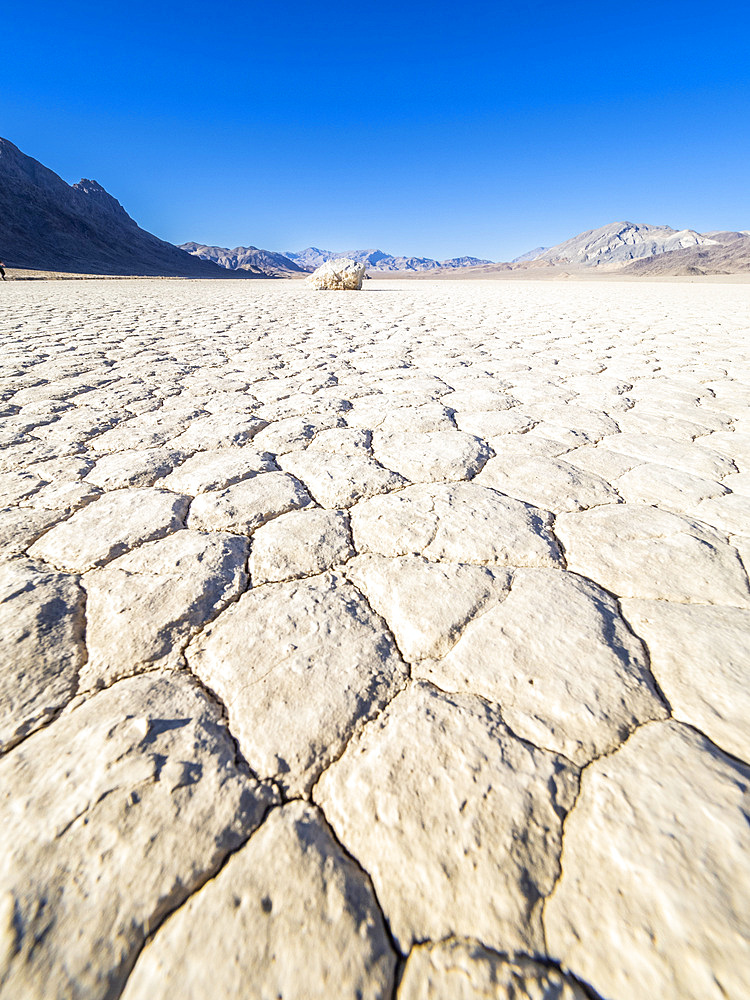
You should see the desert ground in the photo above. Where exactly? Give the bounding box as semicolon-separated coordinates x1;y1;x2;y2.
1;277;749;1000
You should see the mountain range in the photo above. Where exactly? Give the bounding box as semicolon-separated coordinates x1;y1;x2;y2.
181;244;495;274
2;136;748;278
184;222;750;278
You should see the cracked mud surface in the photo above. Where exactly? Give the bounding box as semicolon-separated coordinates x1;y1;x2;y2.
1;277;749;999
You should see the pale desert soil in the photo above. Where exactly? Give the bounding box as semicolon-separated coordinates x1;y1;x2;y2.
1;278;749;1000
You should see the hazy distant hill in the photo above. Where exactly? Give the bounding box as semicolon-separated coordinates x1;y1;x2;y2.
184;244;495;274
282;248;494;272
0;138;246;277
180;243;305;277
437;256;493;269
284;247;444;272
536;221;716;266
511;246;550;263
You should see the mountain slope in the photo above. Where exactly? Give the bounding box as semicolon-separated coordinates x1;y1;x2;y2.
536;221;716;266
0;138;249;277
180;243;305;276
511;246;550;263
621;235;750;275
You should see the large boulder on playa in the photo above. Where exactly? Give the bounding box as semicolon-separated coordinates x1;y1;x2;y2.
307;257;366;290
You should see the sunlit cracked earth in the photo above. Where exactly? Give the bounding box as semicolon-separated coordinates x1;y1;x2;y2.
1;277;750;1000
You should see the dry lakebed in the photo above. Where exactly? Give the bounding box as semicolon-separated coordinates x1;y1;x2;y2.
1;277;749;999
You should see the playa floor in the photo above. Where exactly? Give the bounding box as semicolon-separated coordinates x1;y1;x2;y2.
1;278;749;1000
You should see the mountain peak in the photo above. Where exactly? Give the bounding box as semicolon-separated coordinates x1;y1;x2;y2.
0;136;253;276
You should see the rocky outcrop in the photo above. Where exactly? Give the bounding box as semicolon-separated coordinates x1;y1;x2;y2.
121;802;396;1000
306;257;367;289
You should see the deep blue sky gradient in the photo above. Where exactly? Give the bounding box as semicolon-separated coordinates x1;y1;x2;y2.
4;1;750;259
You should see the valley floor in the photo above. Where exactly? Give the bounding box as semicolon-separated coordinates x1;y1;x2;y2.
1;278;749;1000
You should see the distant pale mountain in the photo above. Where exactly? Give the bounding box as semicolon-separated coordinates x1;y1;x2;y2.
286;247;444;272
0;137;247;277
536;221;716;266
283;247;338;270
180;243;305;277
189;244;496;274
439;256;494;269
511;247;550;263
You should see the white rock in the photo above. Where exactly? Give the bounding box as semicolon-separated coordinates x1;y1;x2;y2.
85;448;183;489
81;530;248;688
475;456;620;512
0;559;85;752
27;488;189;571
307;258;366;290
279;449;405;507
0;470;43;505
602;432;736;480
19;479;100;514
398;939;589;1000
545;721;750;1000
158;446;275;494
315;682;578;953
167;412;267;451
564;443;639;480
617;407;716;442
621;599;750;762
121;802;396;1000
440;388;518;412
187;471;311;533
0;507;62;559
351;482;562;567
373;430;491;483
455;408;537;438
345;554;511;661
614;462;729;512
252;414;346;454
686;493;750;535
701;430;750;471
0;672;277;1000
249;508;354;583
186;572;407;794
380;403;456;434
556;504;750;606
419;568;666;764
90;406;206;453
306;426;372;453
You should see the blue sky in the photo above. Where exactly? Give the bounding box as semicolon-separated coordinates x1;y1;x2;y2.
4;1;750;260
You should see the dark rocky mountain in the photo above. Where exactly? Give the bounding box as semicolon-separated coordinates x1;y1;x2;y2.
0;138;250;277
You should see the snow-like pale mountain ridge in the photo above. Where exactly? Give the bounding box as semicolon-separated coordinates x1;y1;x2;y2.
533;221;716;266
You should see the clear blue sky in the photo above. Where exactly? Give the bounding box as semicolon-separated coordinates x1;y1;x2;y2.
4;1;750;260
